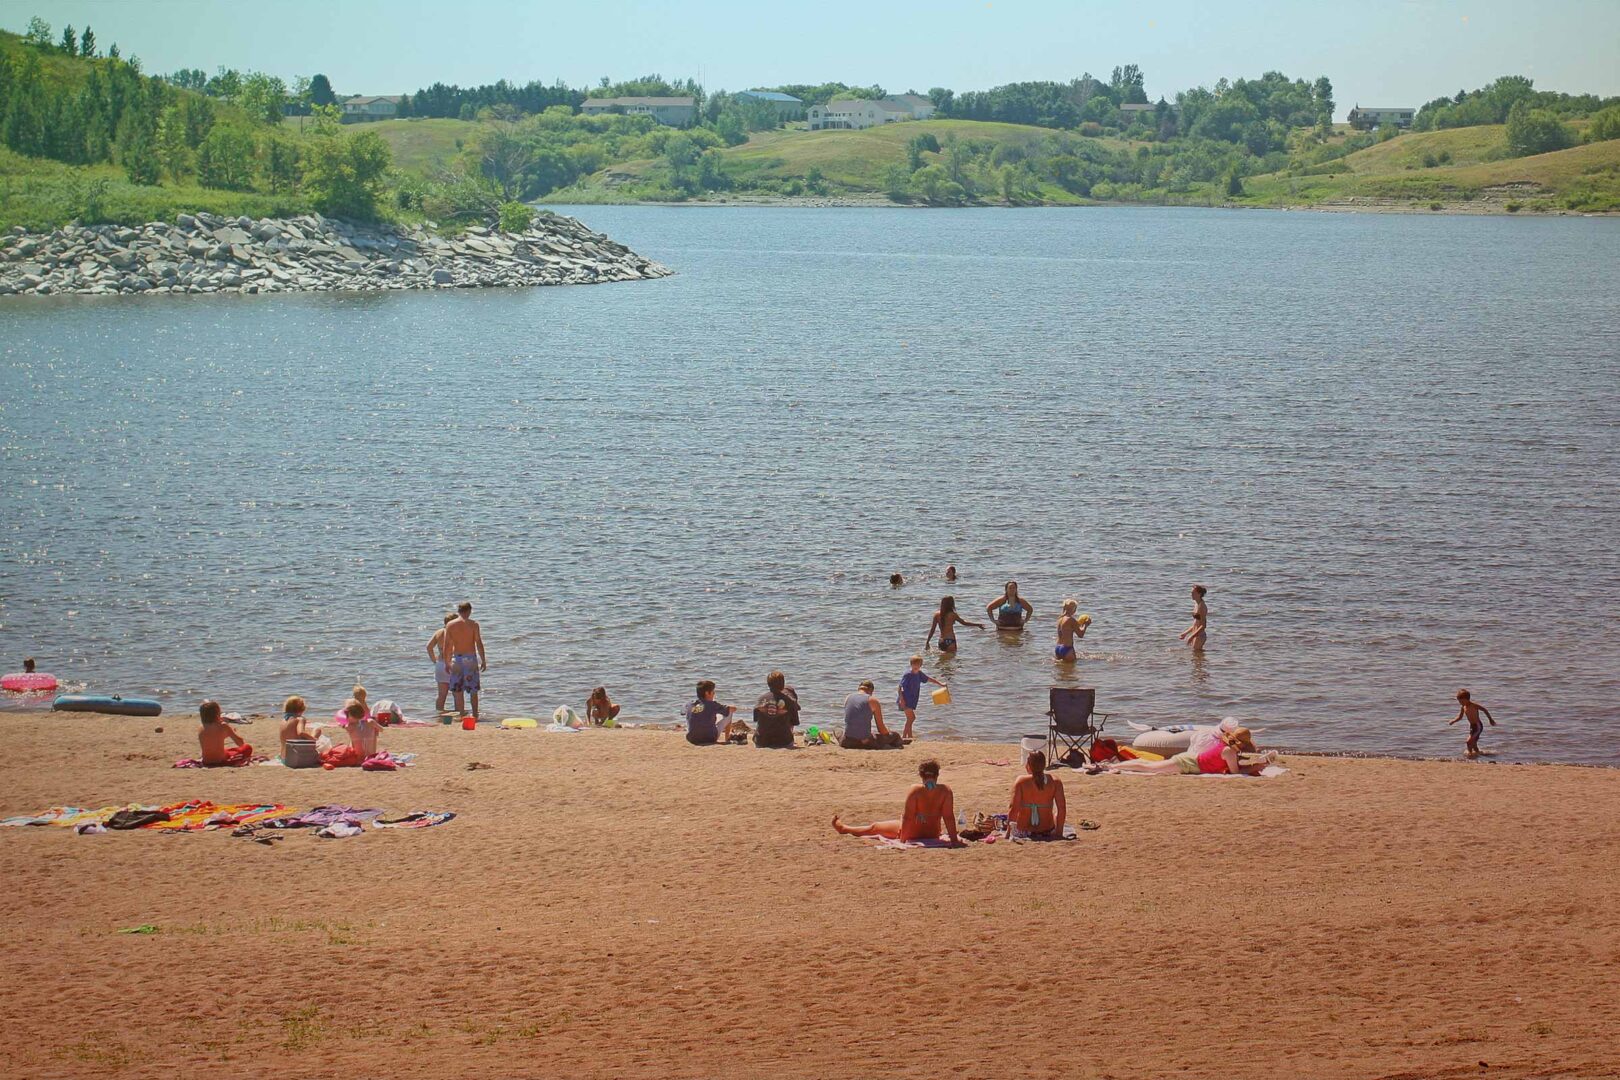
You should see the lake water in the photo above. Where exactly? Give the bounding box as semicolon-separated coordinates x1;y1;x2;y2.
2;205;1617;763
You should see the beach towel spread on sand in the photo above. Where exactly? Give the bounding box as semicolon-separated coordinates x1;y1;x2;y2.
262;805;384;830
173;754;271;768
144;803;292;832
372;811;455;829
3;806;129;828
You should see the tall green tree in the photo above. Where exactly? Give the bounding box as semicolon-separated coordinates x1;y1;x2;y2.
301;116;392;218
59;25;77;56
309;73;336;107
196;127;256;189
23;16;52;48
1505;101;1573;156
155;104;192;182
79;27;97;58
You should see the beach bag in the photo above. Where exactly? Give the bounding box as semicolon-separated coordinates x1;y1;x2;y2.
1090;738;1120;763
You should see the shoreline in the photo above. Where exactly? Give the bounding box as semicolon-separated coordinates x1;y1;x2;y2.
547;193;1616;217
3;715;1617;1079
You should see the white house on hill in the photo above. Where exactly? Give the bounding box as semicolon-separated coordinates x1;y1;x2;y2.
341;95;402;122
579;96;698;127
807;94;934;131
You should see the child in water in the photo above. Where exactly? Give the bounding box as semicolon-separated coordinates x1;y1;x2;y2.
1055;600;1090;661
896;654;945;741
1448;689;1497;757
198;699;253;767
926;595;984;655
587;686;621;726
1179;585;1208;651
279;696;311;759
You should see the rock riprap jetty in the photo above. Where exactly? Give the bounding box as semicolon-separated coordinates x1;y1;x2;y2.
0;211;671;297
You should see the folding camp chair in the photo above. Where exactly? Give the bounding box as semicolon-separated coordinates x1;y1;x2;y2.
1046;687;1109;768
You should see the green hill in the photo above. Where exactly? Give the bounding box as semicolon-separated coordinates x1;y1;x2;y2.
282;116;480;175
1241;125;1620;211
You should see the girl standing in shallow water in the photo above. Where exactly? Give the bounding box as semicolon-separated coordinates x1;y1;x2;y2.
926;595;985;654
1179;585;1208;651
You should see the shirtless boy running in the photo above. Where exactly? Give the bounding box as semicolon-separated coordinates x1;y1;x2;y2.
443;601;487;719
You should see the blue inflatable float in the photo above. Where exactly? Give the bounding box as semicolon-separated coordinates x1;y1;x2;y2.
53;694;162;717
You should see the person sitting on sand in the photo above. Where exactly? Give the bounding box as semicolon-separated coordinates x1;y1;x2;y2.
587;686;621;726
1105;727;1275;776
896;654;945;741
1179;585;1209;651
832;759;962;844
1449;689;1497;758
1055;600;1090;662
685;680;739;746
841;680;897;749
987;580;1033;629
1008;751;1066;838
343;699;380;758
198;699;253;767
753;671;801;748
279;696;311;758
428;612;455;713
926;596;984;655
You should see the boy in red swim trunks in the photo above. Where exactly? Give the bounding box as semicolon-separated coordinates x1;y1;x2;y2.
1448;689;1496;757
198;699;253;766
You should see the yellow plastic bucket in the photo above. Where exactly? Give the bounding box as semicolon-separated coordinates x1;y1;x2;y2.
931;686;951;706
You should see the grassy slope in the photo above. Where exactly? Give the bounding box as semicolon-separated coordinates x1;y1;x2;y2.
1243;125;1620;210
284;116;480;175
0;32;314;228
561;119;1134;203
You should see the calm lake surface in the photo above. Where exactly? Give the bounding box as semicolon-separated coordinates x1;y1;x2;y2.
2;206;1617;763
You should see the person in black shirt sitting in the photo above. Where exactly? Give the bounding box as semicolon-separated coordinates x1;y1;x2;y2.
753;670;800;748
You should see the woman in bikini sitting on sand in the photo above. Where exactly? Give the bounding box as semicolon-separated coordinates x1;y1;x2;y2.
1008;750;1066;838
926;595;985;655
833;759;962;845
1105;726;1276;776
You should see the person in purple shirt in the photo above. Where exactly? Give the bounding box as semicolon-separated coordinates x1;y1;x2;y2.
895;654;946;741
685;680;739;746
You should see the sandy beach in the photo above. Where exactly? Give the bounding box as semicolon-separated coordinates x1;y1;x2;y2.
2;712;1617;1080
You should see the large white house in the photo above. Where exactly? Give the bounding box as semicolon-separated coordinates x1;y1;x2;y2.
579;96;698;127
807;94;935;131
341;95;403;122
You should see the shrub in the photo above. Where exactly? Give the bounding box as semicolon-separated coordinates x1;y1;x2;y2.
1422;152;1438;168
1429;201;1443;211
1505;102;1574;157
498;201;534;232
1079;122;1103;138
1505;201;1522;212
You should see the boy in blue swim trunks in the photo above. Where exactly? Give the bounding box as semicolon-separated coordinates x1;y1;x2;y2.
896;655;945;741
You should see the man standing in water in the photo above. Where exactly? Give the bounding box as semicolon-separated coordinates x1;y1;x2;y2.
444;601;487;719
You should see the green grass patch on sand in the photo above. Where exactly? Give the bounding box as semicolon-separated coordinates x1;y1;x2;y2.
0;148;312;230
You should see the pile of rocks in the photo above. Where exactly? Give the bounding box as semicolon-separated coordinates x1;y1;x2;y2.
0;211;672;298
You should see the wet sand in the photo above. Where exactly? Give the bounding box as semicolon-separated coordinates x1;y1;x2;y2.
2;713;1617;1079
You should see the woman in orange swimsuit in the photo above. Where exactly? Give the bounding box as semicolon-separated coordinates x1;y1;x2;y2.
1008;750;1066;838
833;759;962;844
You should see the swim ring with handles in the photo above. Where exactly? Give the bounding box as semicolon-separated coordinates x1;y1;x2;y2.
2;672;57;692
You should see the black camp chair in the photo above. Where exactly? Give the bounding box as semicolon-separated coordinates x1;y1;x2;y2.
1046;687;1109;768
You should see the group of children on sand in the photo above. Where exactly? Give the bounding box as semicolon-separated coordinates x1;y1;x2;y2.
194;684;400;767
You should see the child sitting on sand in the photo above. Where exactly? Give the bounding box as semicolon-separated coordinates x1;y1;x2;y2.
685;681;739;746
198;699;253;767
896;655;945;741
343;699;380;757
279;696;311;758
587;687;621;726
1448;689;1497;757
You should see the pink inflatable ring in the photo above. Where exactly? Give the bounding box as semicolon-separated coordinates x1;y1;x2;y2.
2;672;58;692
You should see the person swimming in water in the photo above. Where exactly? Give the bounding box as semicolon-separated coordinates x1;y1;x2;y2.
987;580;1033;629
926;595;984;654
1054;600;1090;661
945;565;957;582
1008;751;1066;839
1178;585;1208;651
832;759;962;844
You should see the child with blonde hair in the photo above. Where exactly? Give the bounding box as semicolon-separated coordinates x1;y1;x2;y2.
1055;599;1091;661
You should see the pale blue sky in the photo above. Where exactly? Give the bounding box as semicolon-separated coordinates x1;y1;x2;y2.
5;0;1617;115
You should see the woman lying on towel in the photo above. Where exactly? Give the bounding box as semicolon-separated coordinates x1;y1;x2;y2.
833;759;962;845
1008;751;1066;838
1106;726;1277;776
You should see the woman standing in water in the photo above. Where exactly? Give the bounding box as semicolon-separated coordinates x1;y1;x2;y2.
1179;584;1209;651
926;596;985;654
986;580;1034;629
